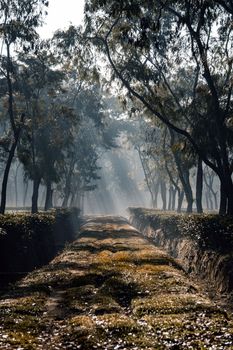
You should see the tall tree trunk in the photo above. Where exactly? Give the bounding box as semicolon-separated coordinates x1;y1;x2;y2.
205;191;210;210
0;42;20;214
138;148;155;208
152;179;160;208
0;141;18;214
208;192;214;211
177;190;184;213
62;189;70;208
219;185;227;215
52;190;59;208
14;163;20;208
171;188;177;211
0;114;25;213
183;169;193;213
196;157;203;213
168;186;176;211
164;159;180;212
169;129;193;213
62;169;73;208
44;180;53;211
213;192;218;210
168;186;172;211
39;187;46;208
219;172;233;215
70;191;76;207
203;168;218;212
226;182;233;215
31;176;41;214
1;124;25;213
23;179;29;207
160;180;167;211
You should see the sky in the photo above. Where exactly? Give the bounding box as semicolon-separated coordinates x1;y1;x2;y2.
38;0;85;38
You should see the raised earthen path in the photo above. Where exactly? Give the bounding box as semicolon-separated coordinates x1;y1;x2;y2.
0;216;232;349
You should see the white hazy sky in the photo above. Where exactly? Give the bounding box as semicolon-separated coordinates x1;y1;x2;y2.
38;0;85;38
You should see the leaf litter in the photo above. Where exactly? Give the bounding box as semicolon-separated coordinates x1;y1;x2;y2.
0;216;232;349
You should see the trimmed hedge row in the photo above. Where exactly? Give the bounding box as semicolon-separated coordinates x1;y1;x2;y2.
128;208;233;294
0;208;81;286
128;208;233;254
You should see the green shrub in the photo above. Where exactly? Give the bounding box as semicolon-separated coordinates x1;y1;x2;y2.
128;208;233;254
0;208;81;280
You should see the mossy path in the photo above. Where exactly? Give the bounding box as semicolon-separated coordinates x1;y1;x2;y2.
0;216;232;349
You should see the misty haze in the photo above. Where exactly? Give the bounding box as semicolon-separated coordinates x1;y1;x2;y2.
0;1;232;349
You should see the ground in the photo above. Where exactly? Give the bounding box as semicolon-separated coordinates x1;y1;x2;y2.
0;216;232;349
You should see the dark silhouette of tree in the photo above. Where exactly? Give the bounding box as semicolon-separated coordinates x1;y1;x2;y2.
0;0;48;213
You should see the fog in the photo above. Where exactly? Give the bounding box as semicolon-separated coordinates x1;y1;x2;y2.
3;122;220;216
84;146;150;216
3;120;152;214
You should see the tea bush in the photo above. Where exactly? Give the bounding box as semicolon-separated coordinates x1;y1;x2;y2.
128;208;233;254
0;208;81;282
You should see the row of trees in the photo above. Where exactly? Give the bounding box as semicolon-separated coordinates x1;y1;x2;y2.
0;45;107;213
127;120;218;213
0;0;49;213
0;0;232;215
75;0;233;215
0;0;120;214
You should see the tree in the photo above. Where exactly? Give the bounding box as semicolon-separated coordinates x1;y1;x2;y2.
81;0;233;214
60;121;100;209
0;0;48;213
16;51;76;212
203;166;219;211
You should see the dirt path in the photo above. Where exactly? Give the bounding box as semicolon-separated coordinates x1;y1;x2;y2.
0;216;232;349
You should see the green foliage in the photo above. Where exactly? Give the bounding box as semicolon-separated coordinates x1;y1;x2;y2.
0;0;49;47
0;212;55;239
0;208;81;275
82;0;233;214
129;208;233;254
16;51;77;187
0;207;81;241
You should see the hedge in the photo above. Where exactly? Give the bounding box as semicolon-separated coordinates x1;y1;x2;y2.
0;208;81;286
128;208;233;254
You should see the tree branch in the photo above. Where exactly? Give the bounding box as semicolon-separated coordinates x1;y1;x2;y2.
99;36;219;175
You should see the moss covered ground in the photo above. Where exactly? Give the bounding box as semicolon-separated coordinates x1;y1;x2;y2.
0;216;232;349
